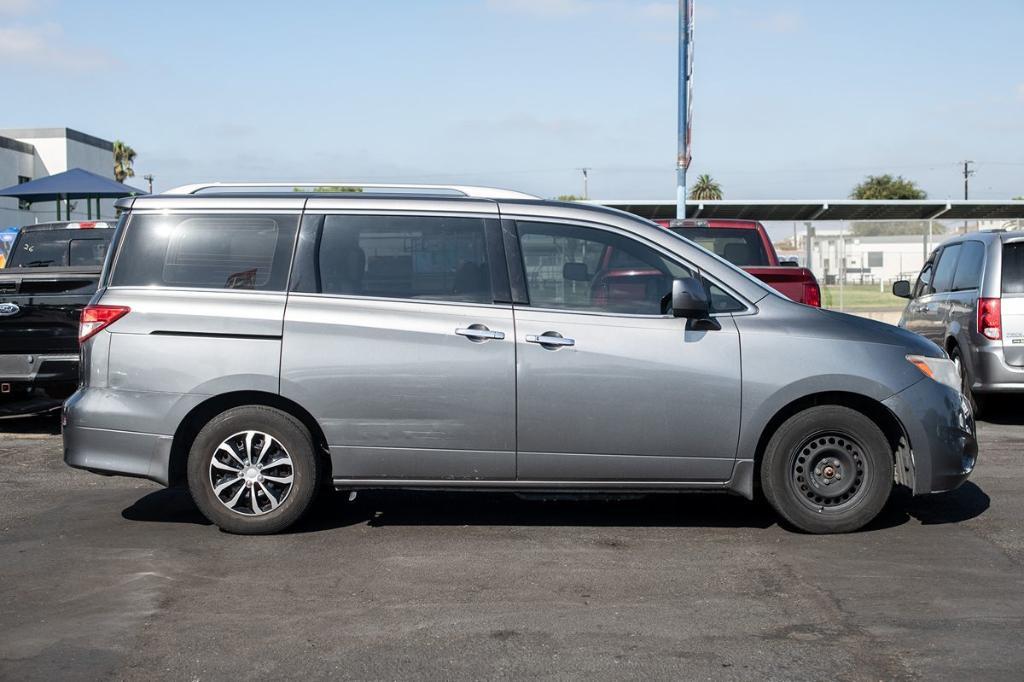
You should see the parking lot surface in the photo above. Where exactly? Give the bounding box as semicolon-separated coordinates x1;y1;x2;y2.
1;410;1022;681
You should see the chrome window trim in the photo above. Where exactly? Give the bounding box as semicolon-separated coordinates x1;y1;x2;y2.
285;290;513;311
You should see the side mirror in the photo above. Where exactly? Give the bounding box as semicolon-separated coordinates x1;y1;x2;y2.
892;280;912;298
671;277;710;319
562;262;589;282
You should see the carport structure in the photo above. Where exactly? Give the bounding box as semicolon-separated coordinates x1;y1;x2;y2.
589;199;1024;223
0;168;144;221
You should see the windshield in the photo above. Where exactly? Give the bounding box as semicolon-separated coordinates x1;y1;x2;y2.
7;230;113;268
668;227;769;266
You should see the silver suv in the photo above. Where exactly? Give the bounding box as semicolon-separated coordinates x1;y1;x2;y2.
64;183;976;535
894;230;1024;414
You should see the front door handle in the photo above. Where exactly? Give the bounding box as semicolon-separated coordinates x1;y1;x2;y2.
525;332;575;349
456;326;505;341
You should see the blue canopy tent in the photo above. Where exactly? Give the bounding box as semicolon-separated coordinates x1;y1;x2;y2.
0;167;145;221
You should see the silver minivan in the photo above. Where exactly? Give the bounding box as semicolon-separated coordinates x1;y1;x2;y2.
64;183;976;534
894;230;1024;414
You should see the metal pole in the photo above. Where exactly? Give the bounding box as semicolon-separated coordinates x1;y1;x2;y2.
676;0;690;219
962;160;974;233
839;222;845;312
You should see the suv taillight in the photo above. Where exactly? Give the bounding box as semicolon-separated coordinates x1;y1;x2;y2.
79;304;130;343
977;298;1001;340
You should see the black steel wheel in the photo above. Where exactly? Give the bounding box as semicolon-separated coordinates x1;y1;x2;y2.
788;432;868;512
762;405;893;534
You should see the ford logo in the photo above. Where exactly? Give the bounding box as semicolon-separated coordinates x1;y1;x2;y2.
0;303;19;317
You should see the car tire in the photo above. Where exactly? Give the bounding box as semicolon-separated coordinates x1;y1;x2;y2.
187;405;321;534
950;346;984;417
761;405;892;534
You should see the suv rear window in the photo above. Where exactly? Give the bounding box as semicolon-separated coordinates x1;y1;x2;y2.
110;214;298;291
668;227;768;267
1002;242;1024;294
8;230;112;268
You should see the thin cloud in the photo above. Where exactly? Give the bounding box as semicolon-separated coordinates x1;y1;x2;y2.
639;2;675;20
486;0;591;16
1017;83;1024;101
0;0;41;15
0;22;116;71
487;0;681;20
753;11;802;34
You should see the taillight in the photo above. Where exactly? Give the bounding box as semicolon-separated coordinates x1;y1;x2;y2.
977;298;1001;340
805;282;822;308
79;304;130;343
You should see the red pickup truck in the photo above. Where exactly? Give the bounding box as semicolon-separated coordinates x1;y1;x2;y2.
655;219;821;307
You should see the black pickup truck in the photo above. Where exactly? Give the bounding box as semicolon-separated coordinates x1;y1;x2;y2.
0;221;115;417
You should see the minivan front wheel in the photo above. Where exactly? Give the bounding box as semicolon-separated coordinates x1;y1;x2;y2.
187;406;321;534
950;346;984;417
761;406;892;534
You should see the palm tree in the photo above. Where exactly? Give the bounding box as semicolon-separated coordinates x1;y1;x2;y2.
689;174;723;200
113;140;136;183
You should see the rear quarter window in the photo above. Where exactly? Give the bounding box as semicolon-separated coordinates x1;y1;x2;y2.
951;241;985;291
1002;242;1024;294
109;213;298;291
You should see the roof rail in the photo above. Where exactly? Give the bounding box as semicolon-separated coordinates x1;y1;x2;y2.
162;182;539;200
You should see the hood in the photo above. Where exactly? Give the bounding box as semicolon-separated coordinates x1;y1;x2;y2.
755;295;944;358
811;306;944;358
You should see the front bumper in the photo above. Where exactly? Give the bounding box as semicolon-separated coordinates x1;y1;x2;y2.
883;378;977;495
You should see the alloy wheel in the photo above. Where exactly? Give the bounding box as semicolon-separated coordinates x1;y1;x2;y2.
208;430;294;516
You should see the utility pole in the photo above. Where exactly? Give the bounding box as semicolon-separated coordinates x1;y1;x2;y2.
676;0;693;219
576;168;591;200
962;160;974;233
144;174;154;194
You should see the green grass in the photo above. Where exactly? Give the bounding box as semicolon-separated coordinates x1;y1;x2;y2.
821;284;904;310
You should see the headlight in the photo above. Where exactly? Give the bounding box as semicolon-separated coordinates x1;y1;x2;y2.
906;354;961;393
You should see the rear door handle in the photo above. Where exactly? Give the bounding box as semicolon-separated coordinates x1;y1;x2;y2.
455;326;505;341
525;332;575;348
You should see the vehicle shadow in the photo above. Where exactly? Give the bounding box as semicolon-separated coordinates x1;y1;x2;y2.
866;482;990;530
121;487;211;526
121;482;989;535
977;398;1024;426
0;411;61;435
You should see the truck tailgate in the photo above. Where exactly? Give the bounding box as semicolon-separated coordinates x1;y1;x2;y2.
0;268;100;355
743;266;821;306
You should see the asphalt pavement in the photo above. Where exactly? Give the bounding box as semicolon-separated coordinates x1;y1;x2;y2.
1;407;1022;680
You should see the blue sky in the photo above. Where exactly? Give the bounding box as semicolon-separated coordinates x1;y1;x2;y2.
3;0;1023;201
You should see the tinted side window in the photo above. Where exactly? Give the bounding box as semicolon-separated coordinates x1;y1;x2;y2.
913;263;933;298
951;241;985;291
1002;242;1024;295
518;221;692;315
931;245;961;293
314;215;492;303
110;214;297;291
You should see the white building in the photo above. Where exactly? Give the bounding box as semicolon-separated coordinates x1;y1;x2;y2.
0;127;119;228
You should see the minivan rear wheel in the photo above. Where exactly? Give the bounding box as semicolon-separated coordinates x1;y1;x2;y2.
187;406;321;534
761;406;892;534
